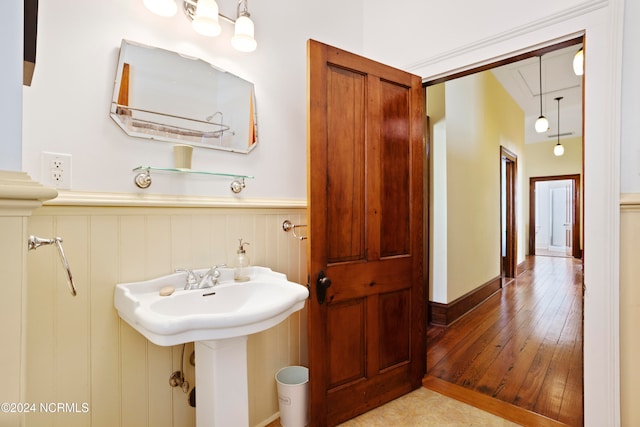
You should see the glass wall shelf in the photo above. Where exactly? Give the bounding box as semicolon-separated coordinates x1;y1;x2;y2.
132;166;254;193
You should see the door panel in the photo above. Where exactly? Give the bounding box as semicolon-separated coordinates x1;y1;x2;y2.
327;299;366;388
326;65;366;263
381;80;411;257
379;289;411;369
307;39;425;426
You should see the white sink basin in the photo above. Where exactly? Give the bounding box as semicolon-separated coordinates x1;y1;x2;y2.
114;266;308;346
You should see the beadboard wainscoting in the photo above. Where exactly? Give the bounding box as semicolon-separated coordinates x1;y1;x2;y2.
620;194;640;426
24;194;307;427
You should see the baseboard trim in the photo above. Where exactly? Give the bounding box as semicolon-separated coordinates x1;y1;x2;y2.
429;276;501;326
516;259;529;276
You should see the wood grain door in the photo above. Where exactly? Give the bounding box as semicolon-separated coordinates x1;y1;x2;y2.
306;40;425;426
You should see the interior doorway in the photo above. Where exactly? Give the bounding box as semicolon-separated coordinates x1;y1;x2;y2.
424;35;584;423
501;146;517;279
529;175;581;258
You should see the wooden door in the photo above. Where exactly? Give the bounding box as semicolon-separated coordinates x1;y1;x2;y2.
307;40;425;426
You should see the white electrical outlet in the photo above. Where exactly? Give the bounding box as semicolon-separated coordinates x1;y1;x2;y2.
41;152;72;189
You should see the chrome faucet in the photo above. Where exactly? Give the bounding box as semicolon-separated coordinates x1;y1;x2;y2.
176;269;198;290
197;264;226;289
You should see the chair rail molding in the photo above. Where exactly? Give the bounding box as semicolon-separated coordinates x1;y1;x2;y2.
0;171;58;215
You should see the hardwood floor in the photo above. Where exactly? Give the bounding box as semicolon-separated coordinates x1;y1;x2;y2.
427;255;583;426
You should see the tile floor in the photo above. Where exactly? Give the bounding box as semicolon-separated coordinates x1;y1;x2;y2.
337;388;520;427
268;387;520;427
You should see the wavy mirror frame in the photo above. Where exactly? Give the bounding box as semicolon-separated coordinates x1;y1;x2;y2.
110;40;258;154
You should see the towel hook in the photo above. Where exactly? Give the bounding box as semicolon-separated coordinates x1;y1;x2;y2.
282;220;307;240
28;236;77;296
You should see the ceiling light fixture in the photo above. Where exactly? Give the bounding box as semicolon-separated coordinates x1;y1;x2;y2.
554;96;565;156
535;55;549;133
573;47;584;76
143;0;257;52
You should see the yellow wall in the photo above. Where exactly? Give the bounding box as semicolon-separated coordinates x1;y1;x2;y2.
24;199;307;427
444;71;525;302
427;84;447;303
524;136;582;178
524;137;582;254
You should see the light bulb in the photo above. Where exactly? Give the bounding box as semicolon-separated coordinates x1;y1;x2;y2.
573;49;584;76
554;143;564;156
535;116;549;133
192;0;221;37
143;0;177;17
231;15;257;52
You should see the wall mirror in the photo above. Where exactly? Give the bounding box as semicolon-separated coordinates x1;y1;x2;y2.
110;40;258;153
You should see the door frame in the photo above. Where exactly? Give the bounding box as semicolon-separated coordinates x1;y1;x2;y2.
529;174;581;259
500;146;517;279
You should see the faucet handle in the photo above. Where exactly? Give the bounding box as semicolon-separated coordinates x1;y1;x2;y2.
212;264;227;278
175;268;198;289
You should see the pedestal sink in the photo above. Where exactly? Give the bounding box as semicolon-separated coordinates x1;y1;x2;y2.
114;266;308;426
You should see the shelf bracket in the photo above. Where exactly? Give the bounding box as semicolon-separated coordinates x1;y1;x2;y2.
134;168;152;189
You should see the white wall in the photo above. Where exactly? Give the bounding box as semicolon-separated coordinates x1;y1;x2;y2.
21;0;364;199
0;1;22;171
620;0;640;192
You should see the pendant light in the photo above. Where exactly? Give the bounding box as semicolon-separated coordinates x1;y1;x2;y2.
573;48;584;76
553;96;565;156
535;55;549;133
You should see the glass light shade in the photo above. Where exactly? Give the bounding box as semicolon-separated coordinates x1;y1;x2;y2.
554;143;565;156
535;115;549;133
192;0;221;37
143;0;177;17
231;15;257;52
573;49;584;76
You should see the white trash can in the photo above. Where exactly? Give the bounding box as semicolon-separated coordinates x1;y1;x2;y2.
275;366;309;427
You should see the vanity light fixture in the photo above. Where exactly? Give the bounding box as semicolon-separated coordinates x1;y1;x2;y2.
534;55;549;133
143;0;257;52
230;0;257;52
191;0;221;37
553;96;565;157
573;47;584;76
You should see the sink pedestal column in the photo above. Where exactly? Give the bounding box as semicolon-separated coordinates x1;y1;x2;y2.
195;336;249;427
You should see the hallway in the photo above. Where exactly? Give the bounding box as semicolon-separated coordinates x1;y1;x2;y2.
427;256;583;426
